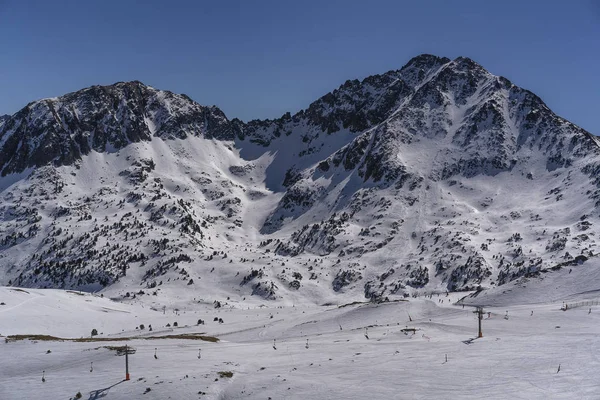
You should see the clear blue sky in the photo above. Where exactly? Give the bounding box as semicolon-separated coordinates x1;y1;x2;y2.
1;0;598;133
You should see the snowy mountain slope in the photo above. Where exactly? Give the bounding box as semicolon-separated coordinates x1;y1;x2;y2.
0;287;140;337
0;54;599;304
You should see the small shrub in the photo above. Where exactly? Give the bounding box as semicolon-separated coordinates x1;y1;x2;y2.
173;322;178;327
74;392;82;399
218;371;233;378
139;324;145;330
91;329;98;337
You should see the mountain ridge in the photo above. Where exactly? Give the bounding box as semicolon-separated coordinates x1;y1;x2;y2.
1;54;596;177
1;54;599;305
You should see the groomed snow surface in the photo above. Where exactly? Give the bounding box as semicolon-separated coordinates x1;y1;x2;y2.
2;263;600;400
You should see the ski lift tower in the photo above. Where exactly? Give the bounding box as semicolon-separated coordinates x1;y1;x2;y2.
473;306;484;338
116;345;136;380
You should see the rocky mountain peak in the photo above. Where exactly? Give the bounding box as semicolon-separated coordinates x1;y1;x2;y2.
397;53;451;87
0;81;239;176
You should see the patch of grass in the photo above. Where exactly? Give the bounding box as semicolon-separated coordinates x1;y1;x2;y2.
6;333;219;343
5;335;63;343
73;337;131;343
146;333;219;342
218;371;233;378
9;288;30;294
337;301;368;308
338;298;409;308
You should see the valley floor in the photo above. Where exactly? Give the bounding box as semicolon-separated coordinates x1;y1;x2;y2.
0;288;599;399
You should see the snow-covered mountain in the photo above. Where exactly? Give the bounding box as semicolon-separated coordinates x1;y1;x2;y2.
1;54;598;303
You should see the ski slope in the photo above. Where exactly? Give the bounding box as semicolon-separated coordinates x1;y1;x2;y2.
2;268;600;400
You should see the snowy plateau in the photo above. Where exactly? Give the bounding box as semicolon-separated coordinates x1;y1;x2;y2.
1;54;600;399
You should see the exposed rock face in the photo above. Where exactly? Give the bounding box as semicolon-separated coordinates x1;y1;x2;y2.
1;54;599;301
0;81;241;176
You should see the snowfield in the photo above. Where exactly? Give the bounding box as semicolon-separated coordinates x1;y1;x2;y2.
1;54;600;399
2;262;600;400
